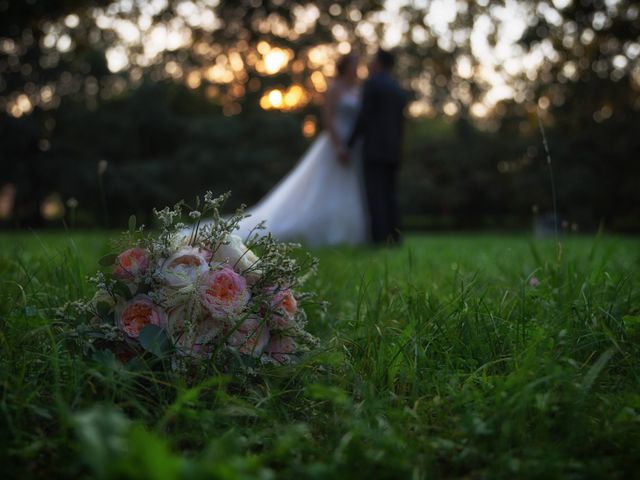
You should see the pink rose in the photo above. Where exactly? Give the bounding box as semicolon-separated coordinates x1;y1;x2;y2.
268;288;297;330
160;246;210;287
199;267;250;319
227;317;270;357
116;295;166;339
113;247;150;281
265;334;295;364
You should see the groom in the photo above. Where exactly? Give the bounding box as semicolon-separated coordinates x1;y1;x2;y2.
348;49;407;245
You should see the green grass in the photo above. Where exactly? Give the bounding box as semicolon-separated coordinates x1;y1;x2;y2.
1;232;639;479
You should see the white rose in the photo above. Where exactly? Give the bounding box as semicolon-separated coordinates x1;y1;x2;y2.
159;246;210;288
212;235;261;283
171;231;190;251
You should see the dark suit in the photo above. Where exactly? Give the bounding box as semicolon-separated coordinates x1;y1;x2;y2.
349;71;407;244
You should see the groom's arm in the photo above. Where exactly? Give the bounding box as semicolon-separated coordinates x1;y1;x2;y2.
347;79;375;148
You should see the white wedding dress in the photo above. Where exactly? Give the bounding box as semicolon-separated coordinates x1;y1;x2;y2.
233;88;368;246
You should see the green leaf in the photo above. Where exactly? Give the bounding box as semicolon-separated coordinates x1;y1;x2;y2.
623;315;640;337
138;325;171;357
99;253;118;267
96;301;112;317
305;384;350;407
125;357;146;372
112;281;132;300
581;348;614;393
623;315;640;329
134;283;152;296
92;349;118;368
128;214;137;234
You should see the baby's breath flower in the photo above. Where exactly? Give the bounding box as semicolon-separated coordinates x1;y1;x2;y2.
88;271;108;290
153;204;183;228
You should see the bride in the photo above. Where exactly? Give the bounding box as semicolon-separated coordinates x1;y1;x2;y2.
233;54;369;246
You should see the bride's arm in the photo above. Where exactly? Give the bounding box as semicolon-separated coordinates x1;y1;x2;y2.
323;83;347;160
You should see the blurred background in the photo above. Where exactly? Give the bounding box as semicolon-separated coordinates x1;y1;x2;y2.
0;0;638;232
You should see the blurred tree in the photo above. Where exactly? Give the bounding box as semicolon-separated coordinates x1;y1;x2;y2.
517;0;639;120
502;0;640;229
398;1;492;115
396;0;640;230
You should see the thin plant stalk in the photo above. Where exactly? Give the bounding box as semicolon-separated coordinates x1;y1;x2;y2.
537;110;562;261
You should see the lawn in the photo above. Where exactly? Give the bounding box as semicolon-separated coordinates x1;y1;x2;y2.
1;231;639;479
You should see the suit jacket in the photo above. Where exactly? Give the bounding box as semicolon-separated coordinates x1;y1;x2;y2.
348;72;408;165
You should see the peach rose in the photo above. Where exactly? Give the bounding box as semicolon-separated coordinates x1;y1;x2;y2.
116;295;167;339
265;334;295;364
199;267;250;319
227;317;270;357
160;246;210;287
113;247;150;281
268;288;297;330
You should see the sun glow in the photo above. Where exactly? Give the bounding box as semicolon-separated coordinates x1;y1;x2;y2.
302;115;317;137
263;48;290;75
260;84;310;111
268;89;283;108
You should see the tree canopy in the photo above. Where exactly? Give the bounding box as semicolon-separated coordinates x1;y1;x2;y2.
1;0;638;230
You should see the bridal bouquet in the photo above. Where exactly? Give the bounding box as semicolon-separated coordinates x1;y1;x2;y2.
82;192;318;369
